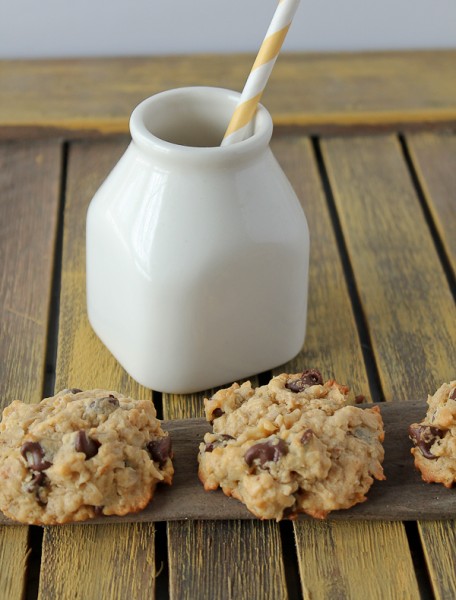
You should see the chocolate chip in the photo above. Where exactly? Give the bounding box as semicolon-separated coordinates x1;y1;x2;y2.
75;431;101;459
409;424;445;459
93;506;104;516
300;429;314;444
285;369;323;393
355;394;366;404
449;388;456;401
211;408;224;422
22;466;49;505
204;434;234;453
24;472;46;493
20;442;52;471
69;388;82;394
31;472;45;486
147;436;172;466
245;438;288;468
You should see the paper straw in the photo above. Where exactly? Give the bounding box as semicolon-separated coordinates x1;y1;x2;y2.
221;0;300;146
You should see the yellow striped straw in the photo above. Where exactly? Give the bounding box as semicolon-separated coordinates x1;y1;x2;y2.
221;0;300;146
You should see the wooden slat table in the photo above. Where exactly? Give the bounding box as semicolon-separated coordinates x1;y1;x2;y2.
0;50;455;599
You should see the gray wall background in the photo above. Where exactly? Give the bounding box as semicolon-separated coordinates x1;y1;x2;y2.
1;0;455;59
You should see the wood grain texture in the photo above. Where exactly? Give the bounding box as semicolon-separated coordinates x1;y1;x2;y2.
296;520;417;600
2;402;455;526
168;520;287;600
322;135;456;598
39;523;156;600
419;521;456;600
1;51;456;138
0;527;30;600
0;140;62;600
271;137;419;598
271;136;370;399
0;141;61;406
37;139;158;600
322;135;456;402
407;132;456;276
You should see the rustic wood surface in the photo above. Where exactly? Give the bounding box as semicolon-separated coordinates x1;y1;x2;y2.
323;134;456;599
167;520;288;600
0;141;62;406
39;523;157;600
271;137;371;399
1;52;455;599
1;51;455;138
0;527;29;600
2;401;455;527
0;140;62;600
418;521;456;600
322;135;456;402
294;520;418;600
405;130;456;598
271;136;420;599
407;132;456;276
35;140;159;600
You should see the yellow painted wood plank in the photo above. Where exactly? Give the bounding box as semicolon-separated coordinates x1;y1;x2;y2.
322;135;456;597
419;521;456;600
0;527;30;600
407;132;456;275
0;51;455;137
40;523;156;600
271;136;370;399
296;521;419;600
0;140;62;600
271;136;419;598
168;520;287;600
37;139;158;600
322;135;456;402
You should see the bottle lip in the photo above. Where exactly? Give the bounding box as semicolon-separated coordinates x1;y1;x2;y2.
129;86;273;164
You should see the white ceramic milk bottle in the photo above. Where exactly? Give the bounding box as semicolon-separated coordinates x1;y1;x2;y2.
86;87;309;394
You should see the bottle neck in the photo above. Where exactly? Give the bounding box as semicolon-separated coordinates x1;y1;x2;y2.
129;87;273;168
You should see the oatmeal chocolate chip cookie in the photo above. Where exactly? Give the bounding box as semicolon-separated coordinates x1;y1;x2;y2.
0;389;173;524
198;371;385;520
409;381;456;488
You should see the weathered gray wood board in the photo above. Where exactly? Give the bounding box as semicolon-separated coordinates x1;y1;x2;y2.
1;401;454;526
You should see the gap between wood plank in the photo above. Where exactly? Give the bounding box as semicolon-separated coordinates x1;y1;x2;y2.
24;528;43;600
398;134;455;600
153;391;164;421
279;520;304;600
398;135;456;301
315;134;435;599
403;522;435;600
311;137;383;403
42;142;69;399
154;521;170;600
24;143;69;600
320;133;452;599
